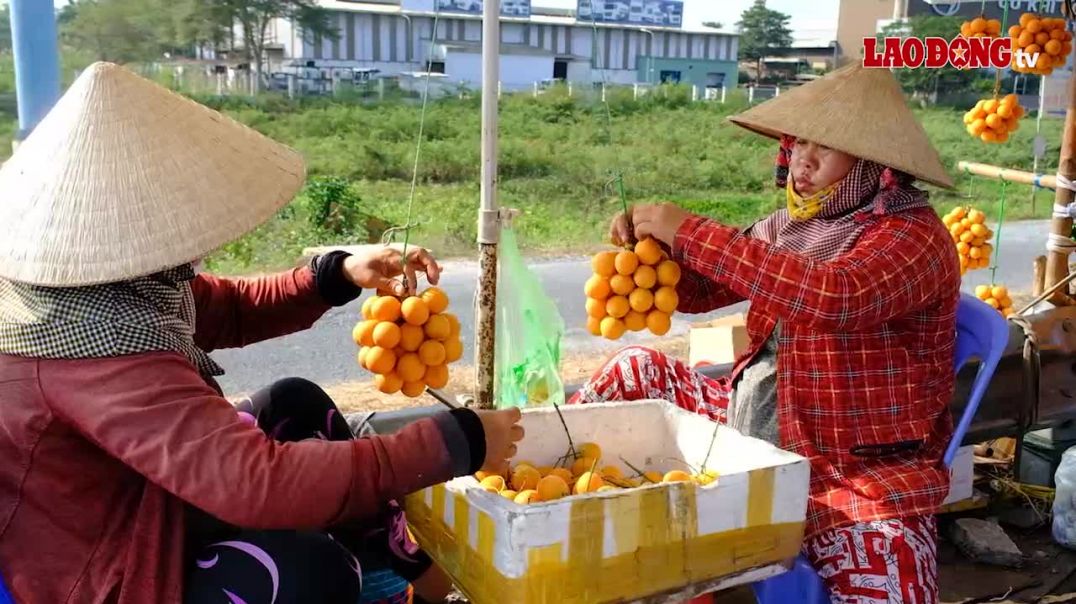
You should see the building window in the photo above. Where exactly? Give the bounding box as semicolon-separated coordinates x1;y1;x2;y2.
427;61;446;74
553;60;568;80
706;72;726;88
660;70;682;83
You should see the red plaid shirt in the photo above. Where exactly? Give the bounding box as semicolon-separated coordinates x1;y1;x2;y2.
673;207;960;537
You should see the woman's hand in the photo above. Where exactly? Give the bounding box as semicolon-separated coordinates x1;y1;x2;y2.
476;407;525;475
342;247;441;296
609;203;695;248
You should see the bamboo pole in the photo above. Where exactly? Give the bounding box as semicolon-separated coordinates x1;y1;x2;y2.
956;161;1057;190
1044;46;1076;306
474;0;501;410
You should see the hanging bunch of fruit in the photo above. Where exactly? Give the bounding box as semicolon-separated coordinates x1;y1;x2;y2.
975;284;1016;318
964;94;1024;144
353;287;464;397
961;16;1004;38
1010;14;1072;76
584;237;681;341
942;206;994;276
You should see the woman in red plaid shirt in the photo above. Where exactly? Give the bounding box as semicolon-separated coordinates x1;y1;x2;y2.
572;65;960;602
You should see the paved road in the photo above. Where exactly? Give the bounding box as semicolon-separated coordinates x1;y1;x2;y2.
212;220;1054;394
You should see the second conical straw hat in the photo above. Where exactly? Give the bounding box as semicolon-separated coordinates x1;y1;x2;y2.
728;64;953;189
0;62;306;287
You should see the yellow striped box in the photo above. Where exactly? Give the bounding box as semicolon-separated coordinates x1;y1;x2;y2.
405;401;810;603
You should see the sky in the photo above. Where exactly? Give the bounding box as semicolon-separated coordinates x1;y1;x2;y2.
538;0;841;41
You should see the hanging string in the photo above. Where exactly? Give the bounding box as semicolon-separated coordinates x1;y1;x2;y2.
990;178;1009;286
382;7;443;282
585;1;630;220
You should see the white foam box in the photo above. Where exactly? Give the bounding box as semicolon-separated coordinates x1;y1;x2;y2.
404;401;811;603
943;445;974;506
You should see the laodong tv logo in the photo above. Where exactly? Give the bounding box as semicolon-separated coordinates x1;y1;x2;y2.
862;35;1044;70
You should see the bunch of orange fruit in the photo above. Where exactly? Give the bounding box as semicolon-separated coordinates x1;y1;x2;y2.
942;206;994;276
474;442;718;505
585;238;682;341
961;16;1003;38
964;94;1024;144
1010;13;1072;75
353;287;464;397
975;284;1016;318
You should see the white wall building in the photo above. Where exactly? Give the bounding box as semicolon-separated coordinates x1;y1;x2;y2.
257;0;738;92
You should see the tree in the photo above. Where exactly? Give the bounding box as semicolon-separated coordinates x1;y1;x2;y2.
880;16;982;100
215;0;338;92
736;0;793;84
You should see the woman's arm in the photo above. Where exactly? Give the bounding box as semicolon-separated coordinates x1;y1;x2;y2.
41;352;485;529
676;268;746;314
672;210;959;332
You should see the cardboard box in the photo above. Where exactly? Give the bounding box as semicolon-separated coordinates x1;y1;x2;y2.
689;313;750;369
405;401;810;604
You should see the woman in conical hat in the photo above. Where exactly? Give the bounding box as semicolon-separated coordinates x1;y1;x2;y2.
573;64;959;601
0;63;525;604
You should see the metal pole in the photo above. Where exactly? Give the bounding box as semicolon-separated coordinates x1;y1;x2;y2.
1044;47;1076;305
475;0;501;410
9;0;61;141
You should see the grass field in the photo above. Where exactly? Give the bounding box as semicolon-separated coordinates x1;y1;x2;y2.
0;72;1063;273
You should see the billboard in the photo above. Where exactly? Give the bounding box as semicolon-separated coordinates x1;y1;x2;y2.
412;0;531;17
577;0;684;28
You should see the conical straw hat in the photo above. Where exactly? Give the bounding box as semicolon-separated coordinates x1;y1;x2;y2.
728;64;953;189
0;62;306;287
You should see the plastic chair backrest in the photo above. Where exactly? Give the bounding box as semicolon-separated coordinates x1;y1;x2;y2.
945;293;1009;467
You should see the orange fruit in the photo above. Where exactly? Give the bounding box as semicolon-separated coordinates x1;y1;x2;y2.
578;442;602;459
969;118;987;137
1052;27;1068;40
600;465;624;479
614;251;640;275
985;297;1001;309
372;296;402;322
1010;24;1023;37
980;129;998;143
361;296;377;320
536;475;570;501
425;364;449;390
629;288;655;313
592;251;618;277
961;21;973;37
996;131;1010;143
986;19;1001;35
444;338;464;363
634;238;664;265
511;465;542;491
654;286;679;313
624;310;647;332
656;261;681;286
367;347;397;375
424;314;451;340
587;316;602;335
514;490;541;504
983;99;999;113
354;320;378;347
1026;43;1043;57
606;296;630;319
992;285;1009;300
1027;18;1043;34
960;231;975;244
571;456;598;476
1047;39;1063;55
401;297;431;326
950;222;966;236
372;321;402;349
1020;13;1034;27
969;209;986;224
985;113;1003;130
480;475;506;491
475;470;503;482
396;352;427;383
609;274;635;296
399;323;425;352
375;372;403;394
421;287;450;314
575;472;605;494
443;312;460;335
952;206;968;219
969;17;986;34
500;489;518;500
585;275;612;299
642;471;663;484
975;285;991;299
956;242;970;255
586;297;608;319
600;317;626;340
418;340;447;366
997;103;1014;119
633;265;658;289
663;470;692;483
970;223;988;237
647;310;672;336
401;381;426;398
969;246;982;260
358;347;370;369
549;468;573;484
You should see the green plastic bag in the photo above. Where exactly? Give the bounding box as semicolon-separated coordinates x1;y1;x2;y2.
494;226;565;409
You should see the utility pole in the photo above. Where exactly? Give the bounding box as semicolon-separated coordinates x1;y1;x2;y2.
9;0;61;142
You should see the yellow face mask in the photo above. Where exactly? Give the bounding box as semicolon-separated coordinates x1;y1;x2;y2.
786;179;839;222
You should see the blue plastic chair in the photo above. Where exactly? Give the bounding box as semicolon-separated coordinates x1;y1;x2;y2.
751;293;1010;604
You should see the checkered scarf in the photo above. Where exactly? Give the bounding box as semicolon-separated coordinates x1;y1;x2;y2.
0;265;224;377
750;135;932;261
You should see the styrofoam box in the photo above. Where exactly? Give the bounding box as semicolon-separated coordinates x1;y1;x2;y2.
405;401;811;604
943;445;974;506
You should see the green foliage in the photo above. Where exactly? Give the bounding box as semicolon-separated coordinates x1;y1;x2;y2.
881;16;988;95
736;0;793;83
